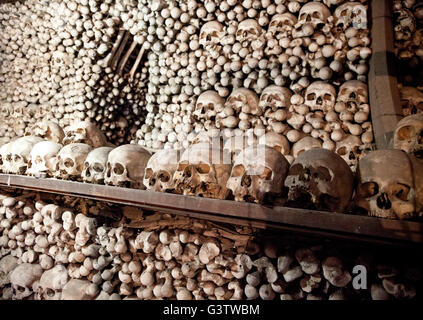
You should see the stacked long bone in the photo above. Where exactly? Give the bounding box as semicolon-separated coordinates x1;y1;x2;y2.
0;193;419;300
0;115;422;220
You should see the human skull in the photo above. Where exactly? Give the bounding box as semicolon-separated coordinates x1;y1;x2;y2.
82;147;114;184
335;135;364;171
105;144;152;189
304;81;336;112
173;142;232;199
25;121;65;143
9;263;43;300
268;13;298;39
227;145;290;204
199;21;224;51
393;113;423;159
356;150;416;219
225;88;260;115
259;132;290;155
236;19;263;47
33;265;68;300
0;141;14;173
7;136;45;175
63;120;108;148
393;7;416;41
334;2;368;30
51;50;71;69
143;149;181;192
297;2;331;29
259;85;292;112
26;141;62;177
337;80;369;112
194;91;225;121
61;279;99;300
54;143;93;180
399;87;423;116
0;255;18;288
292;137;323;158
285;148;354;212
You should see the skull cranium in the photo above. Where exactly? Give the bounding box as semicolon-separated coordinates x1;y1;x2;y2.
7;136;45;175
9;263;43;300
399;87;423;116
82;147;114;184
194;91;225;122
54;143;93;180
33;265;68;300
236;19;263;47
297;2;331;29
268;13;298;39
304;81;336;112
143;149;181;192
259;85;292;113
225;88;260;115
26;141;63;177
63;120;108;148
334;2;368;30
199;21;224;51
393;113;423;159
337;80;369;112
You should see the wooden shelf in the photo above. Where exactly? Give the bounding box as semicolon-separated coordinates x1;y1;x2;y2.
1;174;422;247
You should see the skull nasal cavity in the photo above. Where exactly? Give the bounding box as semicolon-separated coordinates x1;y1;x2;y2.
377;193;392;210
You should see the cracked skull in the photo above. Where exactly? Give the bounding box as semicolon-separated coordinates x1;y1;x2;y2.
268;13;298;39
225;88;260;115
259;85;292;113
82;146;114;184
26;141;62;177
285;148;354;212
356;150;416;219
143;148;180;192
334;2;368;30
7;136;45;175
54;143;93;180
337;80;369;112
63;120;108;148
304;81;336;112
25;121;65;143
236;19;263;47
227;145;290;204
393;113;423;159
194;90;225;122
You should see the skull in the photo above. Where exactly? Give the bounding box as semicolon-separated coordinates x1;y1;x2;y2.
7;136;45;175
105;144;152;189
199;21;224;51
9;263;43;300
356;150;416;219
334;2;368;30
268;13;298;39
337;80;369;112
335;135;364;171
26;141;63;177
393;7;416;41
393;113;423;159
259;85;292;112
25;120;65;143
297;2;331;29
236;19;263;47
82;147;114;184
304;81;336;112
225;88;260;115
226;145;290;204
54;143;93;180
61;279;99;300
292;137;323;158
399;87;423;116
0;255;18;288
285;148;354;212
63;120;108;148
173;142;232;199
194;91;225;121
258;132;290;155
0;141;14;173
33;265;68;300
51;51;71;69
143;149;181;192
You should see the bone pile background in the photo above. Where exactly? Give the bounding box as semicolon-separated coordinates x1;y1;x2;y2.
0;191;421;300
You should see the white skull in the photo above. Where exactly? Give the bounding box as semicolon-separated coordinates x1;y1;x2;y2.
304;81;337;112
259;85;292;112
105;144;152;189
356;150;416;219
143;149;181;192
199;21;224;51
25;121;65;143
51;51;71;69
285;148;354;212
227;145;290;204
54;143;93;180
0;141;15;173
61;279;99;300
0;255;18;288
63;120;108;148
393;113;423;159
334;2;368;30
82;147;114;184
292;137;323;158
236;19;263;47
337;80;369;112
225;88;260;115
9;263;43;300
297;2;331;29
173;142;232;199
268;13;298;38
335;135;364;171
194;91;225;121
33;265;68;300
399;87;423;116
26;141;63;177
7;136;45;175
259;132;291;155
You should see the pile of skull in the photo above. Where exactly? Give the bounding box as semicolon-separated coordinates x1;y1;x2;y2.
393;0;423;116
0;193;419;300
0;114;422;220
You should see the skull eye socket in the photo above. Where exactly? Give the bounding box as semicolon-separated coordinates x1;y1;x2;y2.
259;167;273;180
312;12;321;19
197;163;210;174
158;171;170;182
288;163;304;176
315;166;331;181
396;125;414;141
177;161;189;172
337;146;347;156
358;181;379;198
232;164;246;177
392;183;411;201
93;163;104;173
64;158;74;168
323;93;333;101
306;93;316;101
113;163;125;175
145;168;153;179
